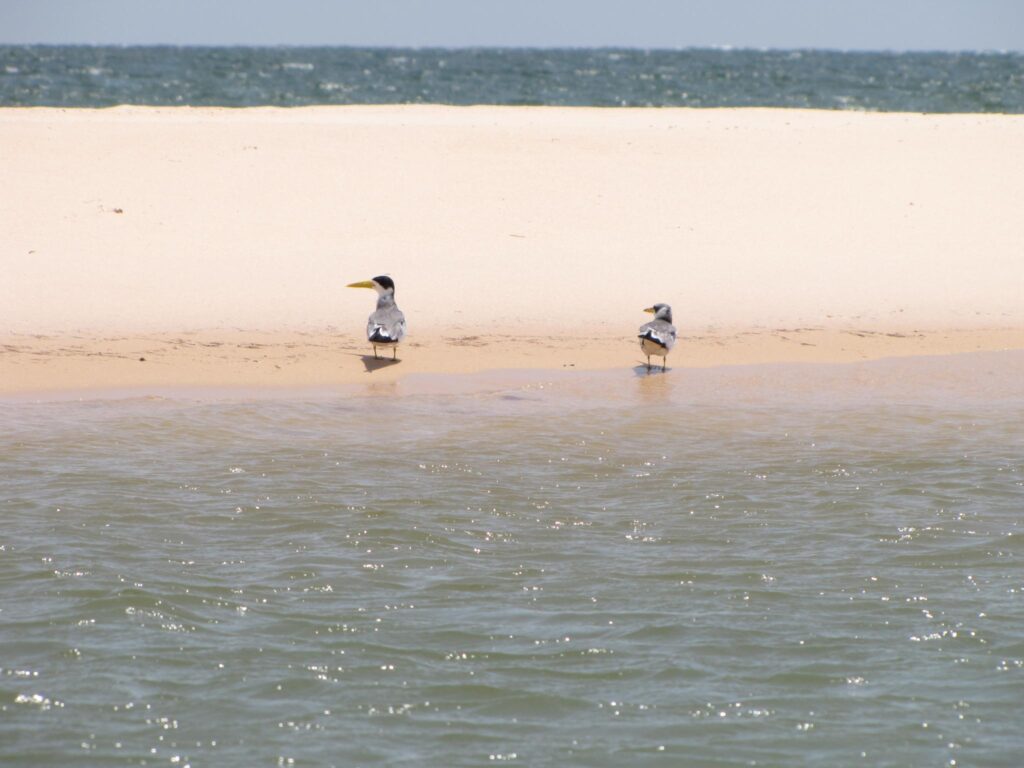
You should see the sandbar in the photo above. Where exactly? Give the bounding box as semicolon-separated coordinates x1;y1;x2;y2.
2;106;1022;395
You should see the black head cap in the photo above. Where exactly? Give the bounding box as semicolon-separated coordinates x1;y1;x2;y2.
373;275;395;292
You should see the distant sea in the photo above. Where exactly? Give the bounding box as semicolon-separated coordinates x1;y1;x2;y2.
1;45;1023;112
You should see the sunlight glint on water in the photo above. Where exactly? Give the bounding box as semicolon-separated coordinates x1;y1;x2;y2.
2;46;1023;112
1;370;1022;766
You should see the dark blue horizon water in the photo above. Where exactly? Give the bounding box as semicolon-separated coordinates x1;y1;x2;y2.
2;45;1023;112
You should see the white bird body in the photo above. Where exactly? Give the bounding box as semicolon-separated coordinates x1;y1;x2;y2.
640;335;671;358
638;303;676;371
366;297;406;347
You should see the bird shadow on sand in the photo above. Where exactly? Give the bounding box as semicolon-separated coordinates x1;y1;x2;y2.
632;363;670;377
351;353;402;373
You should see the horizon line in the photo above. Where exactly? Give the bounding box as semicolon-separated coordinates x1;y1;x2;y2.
2;42;1022;55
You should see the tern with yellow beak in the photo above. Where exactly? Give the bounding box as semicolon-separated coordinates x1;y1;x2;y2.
638;303;676;371
347;275;406;360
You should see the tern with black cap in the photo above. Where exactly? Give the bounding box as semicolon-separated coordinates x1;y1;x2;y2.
347;275;406;360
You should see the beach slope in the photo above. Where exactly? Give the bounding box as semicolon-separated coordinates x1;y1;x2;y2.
2;106;1022;393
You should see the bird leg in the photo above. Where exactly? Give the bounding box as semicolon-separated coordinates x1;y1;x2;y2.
662;358;667;372
392;347;396;360
646;355;651;371
373;344;379;360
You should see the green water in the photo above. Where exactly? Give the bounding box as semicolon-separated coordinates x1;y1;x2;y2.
2;358;1023;766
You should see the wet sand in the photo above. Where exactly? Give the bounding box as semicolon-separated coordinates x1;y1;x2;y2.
3;330;1023;401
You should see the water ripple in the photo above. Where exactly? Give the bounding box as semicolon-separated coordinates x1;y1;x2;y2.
2;46;1024;112
1;377;1022;765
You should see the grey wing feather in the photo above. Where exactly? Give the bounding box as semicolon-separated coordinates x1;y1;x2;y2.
637;320;676;351
367;306;406;344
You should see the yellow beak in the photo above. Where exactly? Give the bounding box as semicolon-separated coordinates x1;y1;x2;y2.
643;307;656;314
347;280;377;289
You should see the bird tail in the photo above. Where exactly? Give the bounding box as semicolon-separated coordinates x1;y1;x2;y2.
369;327;394;343
638;329;667;347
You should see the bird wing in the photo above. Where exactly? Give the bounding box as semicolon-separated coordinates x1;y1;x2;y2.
367;306;406;344
637;320;676;350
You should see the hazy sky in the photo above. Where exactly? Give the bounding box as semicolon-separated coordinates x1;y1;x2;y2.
1;0;1021;51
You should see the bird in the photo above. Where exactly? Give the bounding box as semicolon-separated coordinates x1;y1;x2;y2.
637;303;676;371
346;275;406;360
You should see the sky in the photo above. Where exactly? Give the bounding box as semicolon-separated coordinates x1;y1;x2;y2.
1;0;1022;51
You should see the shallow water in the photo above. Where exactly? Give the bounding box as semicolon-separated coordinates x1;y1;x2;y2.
2;358;1023;766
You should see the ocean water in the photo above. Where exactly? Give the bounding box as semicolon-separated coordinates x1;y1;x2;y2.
2;357;1023;766
1;46;1023;112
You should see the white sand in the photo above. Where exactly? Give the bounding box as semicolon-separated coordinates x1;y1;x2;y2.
1;105;1022;393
